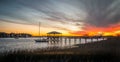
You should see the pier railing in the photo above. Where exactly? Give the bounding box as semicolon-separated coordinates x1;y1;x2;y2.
38;36;116;44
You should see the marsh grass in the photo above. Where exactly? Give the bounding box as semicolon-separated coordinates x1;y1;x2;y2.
0;49;119;62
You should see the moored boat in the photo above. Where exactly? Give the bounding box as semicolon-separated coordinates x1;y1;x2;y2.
35;22;48;42
35;39;48;42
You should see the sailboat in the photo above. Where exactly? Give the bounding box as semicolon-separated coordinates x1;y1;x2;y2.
35;22;48;42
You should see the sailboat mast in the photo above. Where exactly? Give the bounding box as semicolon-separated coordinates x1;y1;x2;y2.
39;22;41;36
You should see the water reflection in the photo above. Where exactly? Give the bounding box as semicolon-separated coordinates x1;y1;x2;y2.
0;37;106;53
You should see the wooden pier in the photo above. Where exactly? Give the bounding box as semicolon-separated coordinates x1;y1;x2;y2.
38;35;114;45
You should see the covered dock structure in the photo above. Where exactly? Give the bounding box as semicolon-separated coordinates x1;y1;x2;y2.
47;31;62;43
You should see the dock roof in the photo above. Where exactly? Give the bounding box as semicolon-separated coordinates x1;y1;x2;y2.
47;31;62;34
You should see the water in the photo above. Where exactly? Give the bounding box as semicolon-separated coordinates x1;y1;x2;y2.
0;37;105;53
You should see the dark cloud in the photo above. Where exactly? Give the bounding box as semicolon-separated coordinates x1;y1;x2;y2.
81;0;120;27
0;0;120;29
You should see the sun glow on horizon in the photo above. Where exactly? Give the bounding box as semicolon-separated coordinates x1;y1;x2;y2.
0;21;120;36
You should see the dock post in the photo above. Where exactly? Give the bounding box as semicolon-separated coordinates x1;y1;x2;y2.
74;37;76;44
69;38;71;45
65;37;67;45
97;37;98;41
79;38;81;44
69;38;71;43
85;38;87;43
91;37;93;42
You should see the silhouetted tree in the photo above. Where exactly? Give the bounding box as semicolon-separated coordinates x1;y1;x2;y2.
0;32;8;38
0;32;32;38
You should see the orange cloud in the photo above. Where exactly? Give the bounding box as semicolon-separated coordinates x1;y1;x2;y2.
70;23;120;36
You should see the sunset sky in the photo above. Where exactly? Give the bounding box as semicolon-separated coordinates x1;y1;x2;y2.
0;0;120;36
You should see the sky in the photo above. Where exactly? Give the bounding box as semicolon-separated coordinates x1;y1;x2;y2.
0;0;120;36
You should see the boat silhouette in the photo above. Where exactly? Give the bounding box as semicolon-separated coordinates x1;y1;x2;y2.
35;22;48;42
35;38;48;42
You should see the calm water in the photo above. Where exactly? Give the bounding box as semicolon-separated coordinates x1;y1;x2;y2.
0;37;105;53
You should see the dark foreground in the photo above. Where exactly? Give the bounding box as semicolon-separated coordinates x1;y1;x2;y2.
0;54;119;62
0;37;120;62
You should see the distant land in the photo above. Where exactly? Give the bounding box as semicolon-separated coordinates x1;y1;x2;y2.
0;32;32;38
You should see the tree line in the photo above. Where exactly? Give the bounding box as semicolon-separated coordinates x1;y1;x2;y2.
0;32;32;38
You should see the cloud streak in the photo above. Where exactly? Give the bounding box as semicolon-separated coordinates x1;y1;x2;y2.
0;0;120;33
